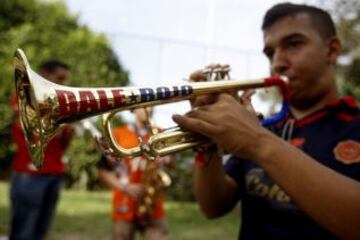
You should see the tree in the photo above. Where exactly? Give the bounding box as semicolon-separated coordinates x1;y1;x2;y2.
324;0;360;100
0;0;129;184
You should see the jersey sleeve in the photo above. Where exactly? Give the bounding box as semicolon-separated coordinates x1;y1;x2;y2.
224;155;245;199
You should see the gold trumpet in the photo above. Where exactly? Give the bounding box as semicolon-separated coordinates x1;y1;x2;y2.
14;48;289;168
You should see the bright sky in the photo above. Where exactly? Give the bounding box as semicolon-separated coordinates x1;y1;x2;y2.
63;0;318;127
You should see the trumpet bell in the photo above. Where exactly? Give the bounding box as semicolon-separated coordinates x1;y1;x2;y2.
14;49;56;167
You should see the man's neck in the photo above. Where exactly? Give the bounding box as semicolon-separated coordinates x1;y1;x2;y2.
290;92;339;120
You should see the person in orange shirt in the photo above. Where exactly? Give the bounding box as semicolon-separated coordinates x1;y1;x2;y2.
97;108;171;240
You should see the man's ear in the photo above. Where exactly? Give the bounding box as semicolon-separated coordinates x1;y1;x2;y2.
327;36;342;65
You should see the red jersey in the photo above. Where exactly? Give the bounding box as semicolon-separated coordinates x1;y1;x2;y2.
11;122;69;174
11;94;69;174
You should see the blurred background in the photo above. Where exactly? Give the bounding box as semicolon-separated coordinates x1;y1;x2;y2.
1;0;359;239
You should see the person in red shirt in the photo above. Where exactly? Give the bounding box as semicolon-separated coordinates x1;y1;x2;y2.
10;59;73;240
97;108;171;240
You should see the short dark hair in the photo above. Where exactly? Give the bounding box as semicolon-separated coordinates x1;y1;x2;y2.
39;59;69;73
262;2;336;40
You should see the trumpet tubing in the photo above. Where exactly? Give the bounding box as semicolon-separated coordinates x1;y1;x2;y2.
55;85;194;118
14;48;289;168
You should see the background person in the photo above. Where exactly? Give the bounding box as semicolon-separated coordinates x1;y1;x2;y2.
10;59;73;240
97;108;171;240
172;3;360;239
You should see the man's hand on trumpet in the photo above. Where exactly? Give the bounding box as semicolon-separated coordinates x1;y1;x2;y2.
173;64;265;160
189;63;257;115
188;64;231;107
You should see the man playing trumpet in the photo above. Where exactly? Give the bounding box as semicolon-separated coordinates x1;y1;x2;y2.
173;3;360;239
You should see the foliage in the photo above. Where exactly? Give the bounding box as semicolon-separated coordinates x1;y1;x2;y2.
0;0;129;185
63;132;102;190
325;0;360;100
165;150;196;201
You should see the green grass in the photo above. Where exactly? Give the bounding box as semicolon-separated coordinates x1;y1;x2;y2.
0;181;239;239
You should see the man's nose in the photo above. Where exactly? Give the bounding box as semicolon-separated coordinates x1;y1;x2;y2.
271;50;289;76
